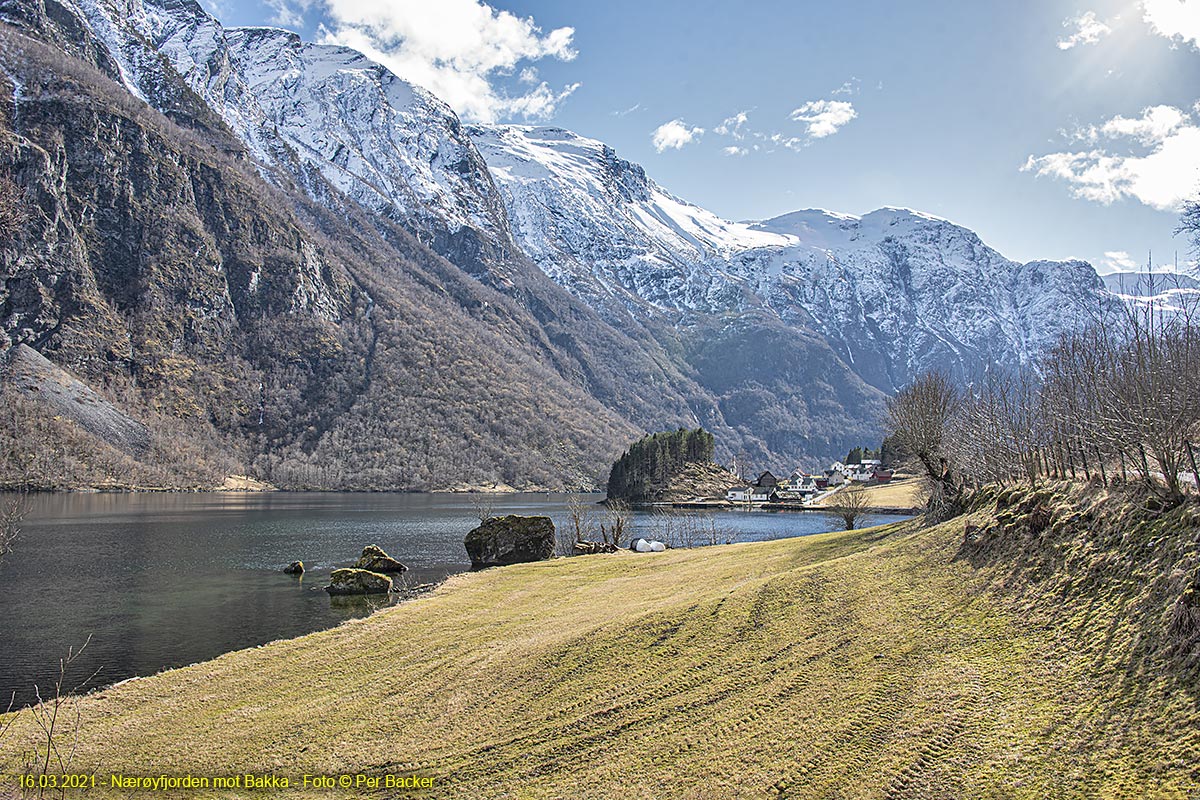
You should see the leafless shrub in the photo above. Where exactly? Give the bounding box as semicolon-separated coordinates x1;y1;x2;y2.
566;494;594;543
24;636;100;798
647;508;740;548
599;500;631;547
826;484;871;531
469;494;495;524
0;493;25;563
555;495;597;557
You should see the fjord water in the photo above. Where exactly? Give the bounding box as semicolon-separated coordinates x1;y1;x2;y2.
0;492;909;708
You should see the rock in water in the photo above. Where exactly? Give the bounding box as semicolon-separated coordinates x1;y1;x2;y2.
354;545;409;573
325;568;392;595
283;560;305;574
464;515;555;568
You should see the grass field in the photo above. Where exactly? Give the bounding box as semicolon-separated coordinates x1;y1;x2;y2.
1;485;1198;798
811;474;926;510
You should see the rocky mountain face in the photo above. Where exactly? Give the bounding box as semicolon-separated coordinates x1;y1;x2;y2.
471;125;1105;392
0;10;655;489
0;0;1111;489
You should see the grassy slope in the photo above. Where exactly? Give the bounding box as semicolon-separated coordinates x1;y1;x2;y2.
2;488;1199;799
811;475;926;510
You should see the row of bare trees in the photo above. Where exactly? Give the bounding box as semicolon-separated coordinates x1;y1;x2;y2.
888;273;1200;509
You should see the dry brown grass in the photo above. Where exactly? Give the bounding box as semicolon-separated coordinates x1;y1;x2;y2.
1;494;1197;798
812;474;926;510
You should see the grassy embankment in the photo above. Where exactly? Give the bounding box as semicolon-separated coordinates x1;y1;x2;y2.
811;474;926;510
1;484;1198;798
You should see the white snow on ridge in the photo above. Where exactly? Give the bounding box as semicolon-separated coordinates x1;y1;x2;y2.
474;125;792;262
58;0;510;237
54;0;1110;389
471;124;1106;384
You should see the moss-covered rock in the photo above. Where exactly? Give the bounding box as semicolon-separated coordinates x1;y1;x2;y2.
464;515;555;568
353;545;408;573
324;568;392;595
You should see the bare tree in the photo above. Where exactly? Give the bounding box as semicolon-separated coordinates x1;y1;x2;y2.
949;370;1046;488
1;493;26;563
886;370;962;501
1179;198;1200;261
565;494;594;544
27;636;100;798
1036;280;1200;503
826;483;871;531
599;500;631;547
469;493;495;524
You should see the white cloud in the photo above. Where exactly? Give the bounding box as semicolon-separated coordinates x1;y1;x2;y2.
1093;104;1187;144
1103;250;1140;271
831;78;861;96
1142;0;1200;49
714;111;749;139
1023;106;1200;210
652;119;704;152
1057;11;1112;49
503;81;581;118
789;99;857;139
722;145;748;157
518;66;538;84
264;0;316;27
319;0;579;123
612;102;642;117
754;132;807;152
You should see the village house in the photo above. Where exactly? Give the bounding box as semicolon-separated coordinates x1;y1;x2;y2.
726;486;752;502
755;470;779;489
726;469;784;503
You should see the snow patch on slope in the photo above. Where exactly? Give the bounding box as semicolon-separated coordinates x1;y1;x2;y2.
472;125;1106;388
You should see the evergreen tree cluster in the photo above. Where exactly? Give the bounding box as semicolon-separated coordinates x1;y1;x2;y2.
844;436;908;469
844;445;880;465
606;428;716;503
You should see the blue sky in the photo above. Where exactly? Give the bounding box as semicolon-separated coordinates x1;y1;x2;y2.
207;0;1200;273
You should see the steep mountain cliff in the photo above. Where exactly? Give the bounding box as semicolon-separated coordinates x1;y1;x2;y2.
0;17;649;489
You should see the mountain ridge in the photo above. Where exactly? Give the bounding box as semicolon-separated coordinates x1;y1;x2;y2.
0;0;1115;489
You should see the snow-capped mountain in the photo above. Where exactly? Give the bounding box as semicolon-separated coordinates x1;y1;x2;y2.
49;0;513;259
0;0;1118;473
468;124;791;312
471;125;1104;390
51;0;1105;391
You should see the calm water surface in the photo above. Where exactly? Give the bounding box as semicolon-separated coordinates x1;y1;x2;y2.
0;492;909;707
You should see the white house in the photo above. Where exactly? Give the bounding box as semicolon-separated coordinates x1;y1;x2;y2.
726;487;752;502
750;487;772;503
849;466;876;482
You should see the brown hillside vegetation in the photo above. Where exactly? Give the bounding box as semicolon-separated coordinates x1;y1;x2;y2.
2;484;1198;798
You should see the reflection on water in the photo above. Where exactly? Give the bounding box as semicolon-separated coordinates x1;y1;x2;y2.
0;491;909;707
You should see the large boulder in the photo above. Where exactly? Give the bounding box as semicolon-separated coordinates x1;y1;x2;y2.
464;515;555;568
283;560;305;574
354;545;408;573
325;568;392;595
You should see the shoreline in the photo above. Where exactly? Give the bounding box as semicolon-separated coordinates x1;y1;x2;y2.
0;485;602;496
